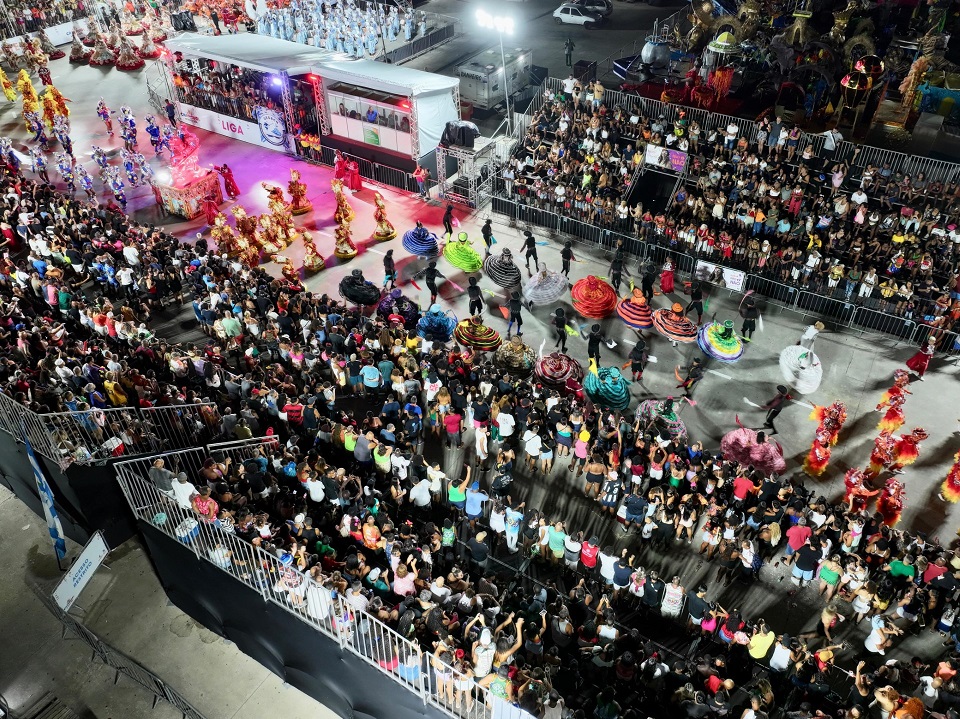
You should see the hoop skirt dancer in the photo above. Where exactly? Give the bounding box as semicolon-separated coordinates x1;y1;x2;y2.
494;335;537;378
779;344;823;395
402;221;440;257
659;258;675;294
616;288;654;330
652;303;697;347
484;247;522;290
583;359;631;411
523;263;568;307
339;269;381;308
571;276;617;319
697;320;744;363
535;352;584;391
417;304;457;341
376;288;420;329
444;232;483;272
905;336;936;380
454;315;502;351
720;419;786;475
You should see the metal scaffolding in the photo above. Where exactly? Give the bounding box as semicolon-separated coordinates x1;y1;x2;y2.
435;136;499;209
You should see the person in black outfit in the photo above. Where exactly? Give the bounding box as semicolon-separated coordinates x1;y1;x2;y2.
608;250;630;294
587;324;605;362
552;308;570;352
442;205;454;238
561;241;576;278
210;8;222;33
677;358;704;397
640;263;656;302
467;276;483;316
413;260;445;305
506;291;523;336
627;338;646;381
686;281;704;324
382;249;397;290
761;384;791;434
740;296;759;341
480;219;494;257
521;230;539;271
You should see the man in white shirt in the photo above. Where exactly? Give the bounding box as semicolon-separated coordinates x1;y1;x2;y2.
562;74;576;94
821;127;842;158
409;476;432;507
122;242;140;266
522;428;541;469
171;472;198;510
497;410;516;439
306;475;326;505
851;188;868;206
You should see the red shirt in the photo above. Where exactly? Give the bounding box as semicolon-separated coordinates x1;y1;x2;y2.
786;524;811;551
923;563;948;584
442;412;462;434
580;542;599;568
705;675;722;695
732;476;755;500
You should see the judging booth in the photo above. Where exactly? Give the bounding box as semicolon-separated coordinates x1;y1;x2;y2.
162;33;460;173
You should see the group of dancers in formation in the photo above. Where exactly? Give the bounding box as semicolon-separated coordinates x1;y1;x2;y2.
67;13;165;69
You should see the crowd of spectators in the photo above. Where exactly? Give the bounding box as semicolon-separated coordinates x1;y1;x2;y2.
3;130;960;719
172;61;282;122
506;83;960;344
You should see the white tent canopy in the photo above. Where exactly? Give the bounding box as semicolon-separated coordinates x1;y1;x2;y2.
164;33;346;75
317;60;460;97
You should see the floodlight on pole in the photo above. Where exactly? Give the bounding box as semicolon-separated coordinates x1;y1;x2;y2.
475;9;514;135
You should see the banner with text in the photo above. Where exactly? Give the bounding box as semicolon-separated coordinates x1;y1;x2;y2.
694;259;747;292
644;145;688;173
179;104;292;153
52;531;110;612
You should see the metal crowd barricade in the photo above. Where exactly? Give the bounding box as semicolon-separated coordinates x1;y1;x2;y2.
114;451;493;719
744;275;800;309
794;290;856;325
33;589;209;719
913;324;960;355
141;402;220;450
851;306;919;342
41;406;145;463
206;437;277;466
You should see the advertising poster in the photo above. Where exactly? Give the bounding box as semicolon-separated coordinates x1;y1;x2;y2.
694;259;747;292
644;145;687;173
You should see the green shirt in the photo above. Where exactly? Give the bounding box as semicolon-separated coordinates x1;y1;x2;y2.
449;482;466;503
888;560;915;579
547;526;567;553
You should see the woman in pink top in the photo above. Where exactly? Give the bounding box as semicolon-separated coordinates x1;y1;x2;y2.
569;430;590;476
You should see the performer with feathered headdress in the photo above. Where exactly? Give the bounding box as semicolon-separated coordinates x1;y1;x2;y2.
877;477;906;527
803;401;847;477
843;468;878;513
889;427;928;474
875;369;911;433
866;432;897;478
939;450;960;503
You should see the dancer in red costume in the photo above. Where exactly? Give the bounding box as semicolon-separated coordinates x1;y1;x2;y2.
571;276;617;319
877;477;906;527
866;432;897;477
333;150;348;181
215;163;240;199
876;369;911;433
939;450;960;503
843;468;878;513
803;401;847;476
905;336;936;380
346;160;363;192
889;427;928;474
659;258;675;294
202;192;219;226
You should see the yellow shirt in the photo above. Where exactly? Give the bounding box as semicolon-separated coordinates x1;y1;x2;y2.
892;232;906;244
748;631;776;660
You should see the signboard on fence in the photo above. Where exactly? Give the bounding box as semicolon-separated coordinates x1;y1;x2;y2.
644;145;687;173
52;531;110;612
694;260;746;293
178;104;292;153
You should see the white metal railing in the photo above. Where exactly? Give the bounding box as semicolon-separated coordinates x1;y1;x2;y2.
114;451;494;719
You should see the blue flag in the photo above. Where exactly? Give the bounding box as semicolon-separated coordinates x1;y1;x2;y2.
25;434;66;561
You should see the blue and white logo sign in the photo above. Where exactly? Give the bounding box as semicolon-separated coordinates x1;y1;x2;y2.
253;106;288;148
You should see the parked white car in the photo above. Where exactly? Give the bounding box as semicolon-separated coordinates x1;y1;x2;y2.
553;3;604;27
574;0;613;17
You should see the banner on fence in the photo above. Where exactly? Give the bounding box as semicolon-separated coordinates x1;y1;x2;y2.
52;531;110;612
694;260;746;292
26;433;67;563
644;145;687;173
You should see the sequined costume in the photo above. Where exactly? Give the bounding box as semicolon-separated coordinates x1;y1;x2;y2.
615;288;654;329
402;222;440;256
843;468;878;512
877;477;905;527
453;315;502;351
802;401;847;476
651;303;697;344
571;276;617;319
339;269;381;307
635;398;688;442
866;432;897;477
890;427;927;473
876;369;911;433
493;335;536;378
697;320;744;363
377;288;420;328
444;232;483;272
483;247;522;289
372;192;396;240
583;359;631;411
941;450;960;503
534;352;584;390
301;232;325;272
417;304;457;341
523;263;568;306
720;418;786;475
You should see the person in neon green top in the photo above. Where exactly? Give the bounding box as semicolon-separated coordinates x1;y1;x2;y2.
448;464;471;511
546;521;567;565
